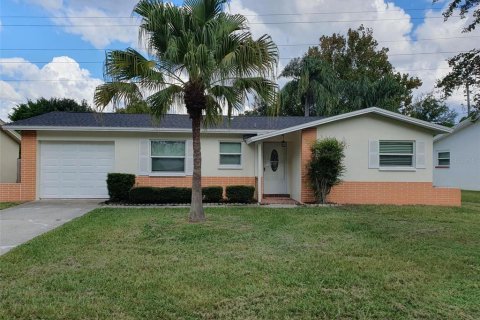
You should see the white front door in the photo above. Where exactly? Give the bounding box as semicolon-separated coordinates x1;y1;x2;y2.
263;142;287;194
40;142;115;198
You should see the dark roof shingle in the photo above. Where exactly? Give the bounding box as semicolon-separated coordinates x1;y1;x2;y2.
6;112;323;131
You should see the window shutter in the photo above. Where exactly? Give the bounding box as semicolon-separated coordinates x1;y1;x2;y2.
185;139;193;176
368;140;380;169
138;139;150;175
415;140;426;169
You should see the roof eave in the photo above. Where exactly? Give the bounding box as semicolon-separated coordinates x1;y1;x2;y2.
2;125;272;135
246;107;453;144
0;122;21;143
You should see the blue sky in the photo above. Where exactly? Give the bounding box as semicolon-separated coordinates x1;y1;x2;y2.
0;0;477;120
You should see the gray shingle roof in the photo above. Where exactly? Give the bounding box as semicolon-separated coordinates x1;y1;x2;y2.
6;112;323;131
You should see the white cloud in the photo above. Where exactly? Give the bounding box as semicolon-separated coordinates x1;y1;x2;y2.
23;0;139;48
0;57;103;120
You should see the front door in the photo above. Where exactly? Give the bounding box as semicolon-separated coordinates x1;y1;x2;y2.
263;142;287;195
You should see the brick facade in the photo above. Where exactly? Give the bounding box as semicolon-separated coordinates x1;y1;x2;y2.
328;182;461;207
0;131;37;202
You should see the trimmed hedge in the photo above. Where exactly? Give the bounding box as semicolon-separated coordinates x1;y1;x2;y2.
129;187;192;204
107;173;136;201
203;186;223;203
226;185;255;203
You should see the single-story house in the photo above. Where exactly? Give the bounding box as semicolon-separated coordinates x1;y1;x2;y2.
0;119;21;183
0;107;461;206
434;117;480;191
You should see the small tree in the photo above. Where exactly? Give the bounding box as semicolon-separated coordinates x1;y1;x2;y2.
308;138;346;204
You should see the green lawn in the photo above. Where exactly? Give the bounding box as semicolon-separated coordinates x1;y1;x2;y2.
0;202;19;210
1;201;479;319
462;190;480;204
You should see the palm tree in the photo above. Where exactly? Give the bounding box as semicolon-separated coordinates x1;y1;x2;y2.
94;0;278;222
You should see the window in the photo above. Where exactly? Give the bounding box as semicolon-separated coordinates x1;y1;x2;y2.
379;141;414;167
219;142;242;167
437;151;450;167
151;140;185;172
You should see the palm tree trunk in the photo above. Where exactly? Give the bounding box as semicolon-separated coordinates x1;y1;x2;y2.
189;114;205;222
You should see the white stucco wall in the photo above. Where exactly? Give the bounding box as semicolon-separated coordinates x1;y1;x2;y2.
316;114;435;182
286;131;301;202
37;131;256;177
433;122;480;190
0;131;20;183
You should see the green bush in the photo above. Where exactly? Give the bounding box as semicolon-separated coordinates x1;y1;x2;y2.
203;186;223;203
129;187;192;204
106;173;136;201
308;138;345;204
225;185;255;203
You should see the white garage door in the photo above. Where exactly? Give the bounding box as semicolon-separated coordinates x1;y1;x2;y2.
40;142;115;198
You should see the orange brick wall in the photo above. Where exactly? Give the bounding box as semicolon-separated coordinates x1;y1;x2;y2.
328;182;461;207
0;131;37;202
300;128;317;203
0;184;23;202
136;176;256;197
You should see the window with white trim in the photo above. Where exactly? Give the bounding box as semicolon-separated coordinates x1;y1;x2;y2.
379;140;415;167
151;140;185;172
437;151;450;167
219;142;242;167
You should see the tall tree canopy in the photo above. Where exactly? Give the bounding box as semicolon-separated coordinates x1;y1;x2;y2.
435;1;480;115
402;93;458;127
260;26;422;117
437;49;480;114
436;0;480;32
9;98;92;122
94;0;278;222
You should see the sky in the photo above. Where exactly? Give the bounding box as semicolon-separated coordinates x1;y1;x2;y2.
0;0;479;121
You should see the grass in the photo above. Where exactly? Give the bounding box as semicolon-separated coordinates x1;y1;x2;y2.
1;198;479;319
0;202;19;210
462;190;480;204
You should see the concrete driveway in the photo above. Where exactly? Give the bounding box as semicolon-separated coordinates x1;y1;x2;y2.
0;200;101;255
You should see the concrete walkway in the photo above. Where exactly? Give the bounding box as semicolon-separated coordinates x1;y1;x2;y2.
0;200;101;255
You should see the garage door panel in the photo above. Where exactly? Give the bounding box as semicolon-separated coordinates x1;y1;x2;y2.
40;142;114;198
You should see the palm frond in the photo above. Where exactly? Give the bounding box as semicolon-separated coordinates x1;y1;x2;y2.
147;85;184;117
94;82;143;111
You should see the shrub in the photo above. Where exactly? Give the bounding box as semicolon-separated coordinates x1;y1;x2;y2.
129;187;192;204
106;173;136;201
203;186;223;203
226;185;255;203
308;138;345;204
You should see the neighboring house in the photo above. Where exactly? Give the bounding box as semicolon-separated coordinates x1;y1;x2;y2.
0;119;21;183
434;118;480;191
0;107;460;206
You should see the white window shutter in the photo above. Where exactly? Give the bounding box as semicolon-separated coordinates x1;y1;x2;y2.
368;140;380;169
138;139;150;175
185;139;193;176
416;140;426;169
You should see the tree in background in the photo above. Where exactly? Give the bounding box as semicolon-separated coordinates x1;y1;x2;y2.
9;98;92;121
308;138;345;204
115;100;151;114
437;50;480;116
94;0;278;222
279;56;340;116
272;26;421;117
436;0;480;32
436;0;479;116
403;93;458;127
